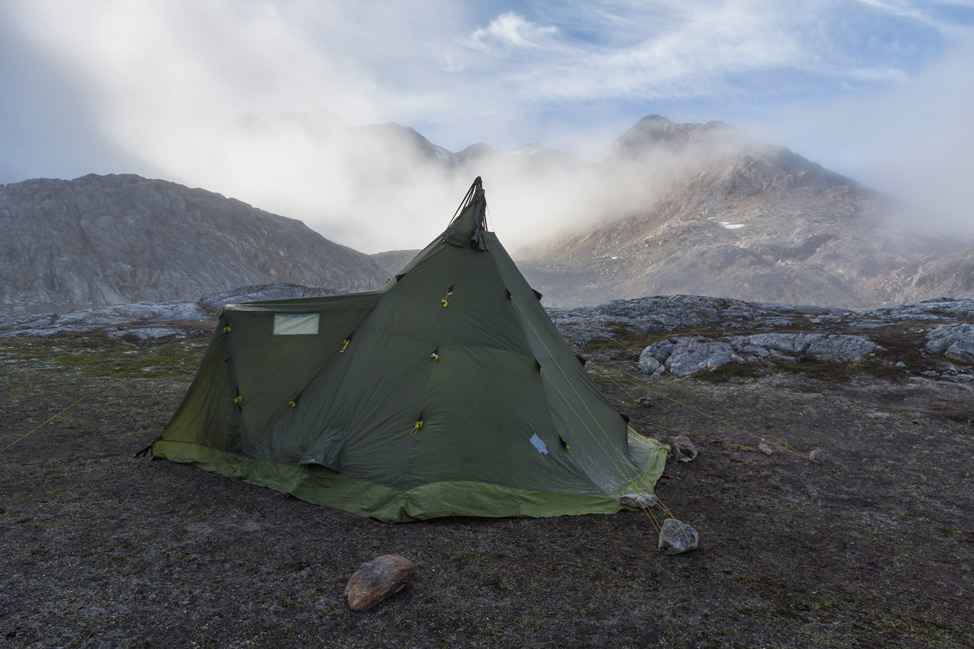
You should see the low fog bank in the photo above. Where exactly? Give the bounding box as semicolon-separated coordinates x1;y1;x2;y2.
111;110;866;256
6;101;970;257
104;109;696;254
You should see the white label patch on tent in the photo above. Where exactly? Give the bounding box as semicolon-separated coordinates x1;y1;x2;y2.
273;314;319;336
529;433;549;455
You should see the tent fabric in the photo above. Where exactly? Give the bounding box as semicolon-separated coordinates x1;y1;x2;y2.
153;178;667;522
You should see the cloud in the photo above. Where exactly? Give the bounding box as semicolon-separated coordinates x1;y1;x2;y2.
470;12;560;51
2;0;973;250
747;35;974;234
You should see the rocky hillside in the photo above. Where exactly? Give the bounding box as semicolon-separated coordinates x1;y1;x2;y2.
521;115;972;308
0;174;388;313
370;249;421;276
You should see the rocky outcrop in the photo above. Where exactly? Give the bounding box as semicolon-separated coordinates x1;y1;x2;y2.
0;283;339;338
549;295;850;348
924;324;974;363
0;174;388;313
639;338;744;377
552;296;974;347
549;296;973;381
639;332;877;377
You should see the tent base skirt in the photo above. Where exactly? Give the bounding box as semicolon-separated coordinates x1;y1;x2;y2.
153;434;668;523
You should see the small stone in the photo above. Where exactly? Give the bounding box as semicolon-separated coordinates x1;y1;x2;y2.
670;435;698;462
620;493;659;509
758;442;774;456
635;396;653;408
808;448;826;465
658;518;699;555
345;554;416;612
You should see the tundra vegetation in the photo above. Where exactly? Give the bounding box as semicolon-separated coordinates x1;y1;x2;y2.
1;305;972;648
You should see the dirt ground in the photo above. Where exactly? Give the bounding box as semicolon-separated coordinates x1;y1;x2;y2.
0;330;972;648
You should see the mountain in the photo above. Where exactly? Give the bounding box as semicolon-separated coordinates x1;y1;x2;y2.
520;115;971;308
901;246;974;303
245;110;575;175
370;249;421;276
0;174;388;313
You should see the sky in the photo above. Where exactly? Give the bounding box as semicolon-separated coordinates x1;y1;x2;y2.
1;0;973;252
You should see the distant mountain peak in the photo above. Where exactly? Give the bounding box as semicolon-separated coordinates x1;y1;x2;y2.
612;114;745;161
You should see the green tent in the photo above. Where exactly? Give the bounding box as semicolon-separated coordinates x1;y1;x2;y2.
153;178;667;522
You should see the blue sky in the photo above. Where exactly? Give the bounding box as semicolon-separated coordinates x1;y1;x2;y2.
1;0;973;249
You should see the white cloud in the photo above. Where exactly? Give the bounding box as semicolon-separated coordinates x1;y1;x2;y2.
470;12;560;51
747;35;974;234
2;0;973;249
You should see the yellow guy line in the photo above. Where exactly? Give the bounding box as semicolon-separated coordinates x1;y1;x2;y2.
540;369;662;532
510;296;668;528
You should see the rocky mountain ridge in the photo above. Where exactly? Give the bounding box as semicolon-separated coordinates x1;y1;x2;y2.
520;115;973;308
0;174;388;313
4;114;972;313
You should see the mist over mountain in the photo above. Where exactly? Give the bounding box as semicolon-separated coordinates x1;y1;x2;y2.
2;114;971;313
516;116;973;308
0;174;386;313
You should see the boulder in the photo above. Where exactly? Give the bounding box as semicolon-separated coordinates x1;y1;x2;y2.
637;352;665;376
658;518;699;555
945;339;974;364
924;324;974;355
805;335;876;362
670;435;698;462
634;396;653;408
758;442;774;456
728;332;876;362
735;332;822;355
666;339;744;377
344;554;416;612
808;448;826;465
638;331;876;377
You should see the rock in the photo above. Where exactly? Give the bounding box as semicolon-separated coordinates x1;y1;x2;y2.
637;352;665;376
670;435;698;462
666;339;744;377
805;335;876;362
758;442;774;455
808;448;826;465
735;332;823;355
658;518;699;555
345;554;416;612
727;332;875;362
106;327;184;341
620;493;659;509
638;336;745;377
924;324;974;355
634;396;653;408
945;339;974;364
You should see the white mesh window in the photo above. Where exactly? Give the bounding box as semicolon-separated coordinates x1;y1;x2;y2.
273;314;319;336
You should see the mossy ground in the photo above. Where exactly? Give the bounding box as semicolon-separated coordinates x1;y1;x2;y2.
1;331;972;648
